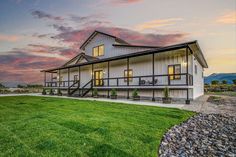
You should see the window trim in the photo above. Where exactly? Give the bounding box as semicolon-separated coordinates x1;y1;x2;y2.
168;64;181;80
92;44;104;57
124;69;133;82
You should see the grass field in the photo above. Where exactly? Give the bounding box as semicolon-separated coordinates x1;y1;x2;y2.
206;91;236;97
0;96;194;157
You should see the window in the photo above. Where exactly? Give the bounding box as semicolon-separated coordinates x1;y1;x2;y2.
93;45;104;57
124;69;133;82
195;65;198;74
168;64;181;80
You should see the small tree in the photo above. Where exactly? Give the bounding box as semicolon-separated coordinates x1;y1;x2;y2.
211;80;219;85
222;80;227;84
42;89;46;95
132;89;139;97
232;79;236;85
93;89;98;97
111;88;117;96
163;87;170;98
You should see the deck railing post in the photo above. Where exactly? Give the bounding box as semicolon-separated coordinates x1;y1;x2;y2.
185;46;190;104
127;57;129;99
107;61;110;98
44;72;46;87
152;53;155;101
68;68;70;95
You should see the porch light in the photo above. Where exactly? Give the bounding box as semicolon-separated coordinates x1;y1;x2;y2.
182;61;187;67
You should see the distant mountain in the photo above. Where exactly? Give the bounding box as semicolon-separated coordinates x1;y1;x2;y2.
1;82;27;88
204;73;236;84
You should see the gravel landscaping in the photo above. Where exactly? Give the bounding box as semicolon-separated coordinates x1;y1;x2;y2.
159;113;236;157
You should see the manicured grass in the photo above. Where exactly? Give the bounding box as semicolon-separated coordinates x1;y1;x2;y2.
0;96;194;157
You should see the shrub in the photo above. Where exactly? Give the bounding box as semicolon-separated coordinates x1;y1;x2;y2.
49;89;54;95
111;89;117;96
163;87;170;98
211;80;219;85
232;79;236;85
222;80;227;84
132;89;139;97
57;89;62;95
42;89;46;95
93;89;98;96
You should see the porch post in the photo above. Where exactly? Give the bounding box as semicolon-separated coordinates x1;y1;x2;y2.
58;69;61;88
152;53;155;101
127;57;129;99
51;73;53;87
44;72;46;87
107;61;110;98
92;64;94;97
79;66;81;87
186;47;190;104
68;68;70;95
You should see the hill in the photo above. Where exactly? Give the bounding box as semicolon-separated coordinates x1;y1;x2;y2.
204;73;236;84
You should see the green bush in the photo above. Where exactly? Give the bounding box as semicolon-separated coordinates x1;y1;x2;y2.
222;80;227;84
232;79;236;85
42;89;46;95
163;87;170;98
211;80;219;85
111;89;117;96
93;89;98;96
132;89;139;97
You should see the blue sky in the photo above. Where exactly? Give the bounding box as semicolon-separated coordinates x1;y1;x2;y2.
0;0;235;84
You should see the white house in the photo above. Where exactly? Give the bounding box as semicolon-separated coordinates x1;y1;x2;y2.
42;30;208;104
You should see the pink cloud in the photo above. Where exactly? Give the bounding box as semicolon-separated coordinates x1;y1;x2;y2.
0;34;21;42
111;0;143;5
216;11;236;24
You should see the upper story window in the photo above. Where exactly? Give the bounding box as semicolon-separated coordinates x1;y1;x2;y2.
93;45;104;57
168;64;181;80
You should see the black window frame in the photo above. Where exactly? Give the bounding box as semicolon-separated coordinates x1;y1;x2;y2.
168;64;181;80
92;44;104;57
124;69;133;82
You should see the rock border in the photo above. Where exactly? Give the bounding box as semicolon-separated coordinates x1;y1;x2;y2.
158;113;236;157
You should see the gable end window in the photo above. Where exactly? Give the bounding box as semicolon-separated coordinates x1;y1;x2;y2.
93;45;104;57
168;64;181;80
124;69;133;82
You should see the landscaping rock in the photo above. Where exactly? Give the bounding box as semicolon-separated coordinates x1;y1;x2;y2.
159;113;236;157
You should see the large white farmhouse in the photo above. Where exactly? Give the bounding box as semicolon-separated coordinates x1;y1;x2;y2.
42;30;208;104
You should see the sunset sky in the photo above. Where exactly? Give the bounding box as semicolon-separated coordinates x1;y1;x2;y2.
0;0;235;85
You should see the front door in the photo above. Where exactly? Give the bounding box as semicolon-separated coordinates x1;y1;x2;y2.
94;70;103;86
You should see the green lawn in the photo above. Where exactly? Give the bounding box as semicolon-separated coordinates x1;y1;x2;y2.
206;91;236;97
0;96;194;157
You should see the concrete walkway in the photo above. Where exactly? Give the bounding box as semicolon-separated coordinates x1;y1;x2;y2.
0;93;185;109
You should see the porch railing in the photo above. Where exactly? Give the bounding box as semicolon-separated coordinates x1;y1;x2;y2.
94;73;193;87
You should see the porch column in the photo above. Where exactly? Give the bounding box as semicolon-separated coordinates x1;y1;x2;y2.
51;73;53;87
44;72;46;87
127;57;129;99
79;66;81;87
107;61;110;98
92;64;94;97
152;53;155;101
186;47;190;104
58;69;61;88
67;68;70;95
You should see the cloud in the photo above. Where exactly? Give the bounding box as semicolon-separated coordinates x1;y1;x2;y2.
51;24;74;33
53;26;187;47
31;10;64;21
110;0;142;5
216;11;236;24
135;18;184;31
0;34;22;42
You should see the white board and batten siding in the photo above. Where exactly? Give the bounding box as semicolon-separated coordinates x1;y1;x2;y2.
57;32;205;100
